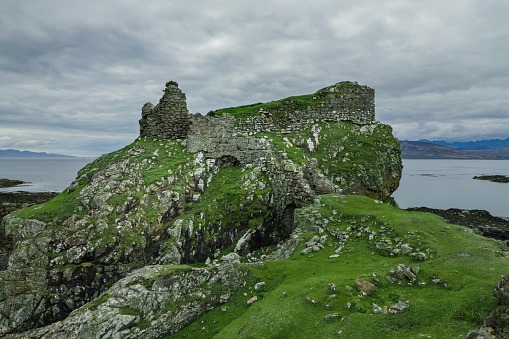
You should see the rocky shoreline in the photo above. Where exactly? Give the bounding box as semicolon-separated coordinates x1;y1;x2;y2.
0;179;27;188
0;190;58;270
406;206;509;242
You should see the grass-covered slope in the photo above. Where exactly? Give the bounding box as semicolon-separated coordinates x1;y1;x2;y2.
207;85;331;122
171;195;508;338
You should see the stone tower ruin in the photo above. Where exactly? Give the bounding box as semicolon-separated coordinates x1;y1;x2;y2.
139;81;190;139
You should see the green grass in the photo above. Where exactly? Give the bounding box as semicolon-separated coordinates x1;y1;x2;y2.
71;293;112;315
209;86;333;123
126;264;193;290
9;136;198;261
181;166;274;241
12;187;84;223
10;141;135;224
314;122;401;190
169;195;508;338
257;132;308;164
209;81;365;124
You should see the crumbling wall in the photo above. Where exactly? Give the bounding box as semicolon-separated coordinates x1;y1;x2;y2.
139;81;375;139
138;81;376;205
139;83;189;139
234;82;375;134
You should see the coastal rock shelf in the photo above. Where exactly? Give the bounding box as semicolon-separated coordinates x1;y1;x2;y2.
406;207;509;241
0;178;27;188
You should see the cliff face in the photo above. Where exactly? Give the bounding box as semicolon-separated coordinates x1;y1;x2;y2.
0;82;402;336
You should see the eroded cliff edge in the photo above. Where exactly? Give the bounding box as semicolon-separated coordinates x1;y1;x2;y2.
0;82;402;336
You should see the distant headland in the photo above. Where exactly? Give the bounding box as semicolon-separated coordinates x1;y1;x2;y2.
0;149;76;158
399;140;509;159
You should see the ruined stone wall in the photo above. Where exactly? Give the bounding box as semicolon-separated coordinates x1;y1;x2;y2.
139;84;189;139
186;114;316;207
139;81;374;205
186;115;272;165
234;82;375;134
139;81;374;140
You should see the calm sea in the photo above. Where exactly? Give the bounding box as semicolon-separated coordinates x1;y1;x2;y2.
392;159;509;218
1;158;508;217
0;157;95;193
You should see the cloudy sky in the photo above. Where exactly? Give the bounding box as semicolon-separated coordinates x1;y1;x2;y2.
1;0;508;156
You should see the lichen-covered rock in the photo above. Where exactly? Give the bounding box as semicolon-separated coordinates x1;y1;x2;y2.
32;263;247;339
355;279;376;295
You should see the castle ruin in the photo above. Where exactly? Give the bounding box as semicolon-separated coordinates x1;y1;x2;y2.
139;81;189;140
139;81;375;141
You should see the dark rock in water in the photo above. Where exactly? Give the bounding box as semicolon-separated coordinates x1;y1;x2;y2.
473;175;509;183
0;178;27;188
406;207;509;241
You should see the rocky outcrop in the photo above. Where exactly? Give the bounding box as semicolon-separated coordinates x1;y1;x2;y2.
0;81;402;336
0;192;58;271
30;263;247;339
467;274;509;338
0;179;26;188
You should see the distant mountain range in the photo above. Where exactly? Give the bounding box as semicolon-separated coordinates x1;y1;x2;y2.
0;149;75;158
400;141;509;159
418;138;509;150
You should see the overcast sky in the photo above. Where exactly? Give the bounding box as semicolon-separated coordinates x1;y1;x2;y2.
1;0;508;156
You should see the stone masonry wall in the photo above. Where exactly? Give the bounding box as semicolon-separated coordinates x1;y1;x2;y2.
139;84;189;139
186;114;318;207
234;82;375;135
139;81;374;140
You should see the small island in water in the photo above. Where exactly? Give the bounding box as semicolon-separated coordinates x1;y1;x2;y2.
0;178;26;188
473;175;509;183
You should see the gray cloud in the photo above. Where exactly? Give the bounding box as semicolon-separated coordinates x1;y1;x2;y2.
1;0;508;156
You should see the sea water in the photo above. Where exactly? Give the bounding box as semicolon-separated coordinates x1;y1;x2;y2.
392;159;509;218
0;157;95;193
